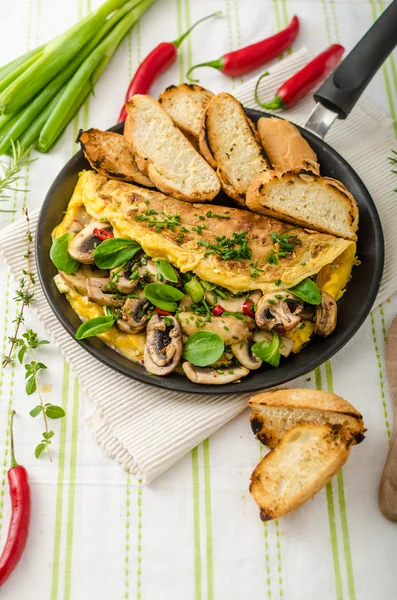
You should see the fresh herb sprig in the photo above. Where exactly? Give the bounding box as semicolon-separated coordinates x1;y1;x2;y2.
390;149;397;192
0;142;35;212
3;209;65;460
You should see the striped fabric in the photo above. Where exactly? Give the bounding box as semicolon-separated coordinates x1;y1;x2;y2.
0;1;396;599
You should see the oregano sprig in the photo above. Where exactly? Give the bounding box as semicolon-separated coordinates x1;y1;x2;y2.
3;208;65;460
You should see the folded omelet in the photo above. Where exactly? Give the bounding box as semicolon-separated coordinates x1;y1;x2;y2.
54;170;355;296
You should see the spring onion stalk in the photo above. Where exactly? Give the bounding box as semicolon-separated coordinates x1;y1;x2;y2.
17;90;65;152
0;0;144;154
0;0;130;114
0;50;45;95
0;46;45;90
38;0;154;152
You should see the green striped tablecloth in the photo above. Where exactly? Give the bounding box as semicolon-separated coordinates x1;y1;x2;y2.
0;0;396;598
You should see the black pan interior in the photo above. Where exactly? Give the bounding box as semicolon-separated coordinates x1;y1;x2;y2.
36;108;384;394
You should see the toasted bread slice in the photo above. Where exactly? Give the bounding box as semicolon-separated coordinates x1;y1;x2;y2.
158;84;214;142
249;423;352;521
199;93;270;205
78;129;154;187
249;388;365;449
124;95;221;202
246;170;359;241
257;117;320;174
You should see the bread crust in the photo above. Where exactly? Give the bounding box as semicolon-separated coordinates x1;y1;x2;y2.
78;128;154;187
199;93;270;203
124;95;221;202
246;169;359;241
249;423;352;521
158;83;214;141
257;117;320;174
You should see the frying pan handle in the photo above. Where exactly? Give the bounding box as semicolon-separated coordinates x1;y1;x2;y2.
314;0;397;119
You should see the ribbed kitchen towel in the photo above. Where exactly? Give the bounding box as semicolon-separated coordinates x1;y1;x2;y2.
1;49;396;483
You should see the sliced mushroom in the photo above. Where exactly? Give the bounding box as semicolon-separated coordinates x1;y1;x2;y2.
314;291;337;337
205;290;262;312
117;296;150;333
68;220;112;264
253;330;294;358
182;362;250;384
66;207;92;234
255;292;303;332
144;314;182;375
86;277;124;307
138;259;158;282
179;295;193;310
110;259;141;294
59;266;108;295
179;311;253;344
231;337;263;370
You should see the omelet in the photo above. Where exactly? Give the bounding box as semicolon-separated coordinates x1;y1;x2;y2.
55;170;355;295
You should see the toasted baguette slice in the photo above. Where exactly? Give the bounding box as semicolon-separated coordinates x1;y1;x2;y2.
199;92;270;205
249;388;365;449
158;84;214;142
249;423;352;521
246;170;359;241
78;129;154;187
257;117;320;174
124;95;221;202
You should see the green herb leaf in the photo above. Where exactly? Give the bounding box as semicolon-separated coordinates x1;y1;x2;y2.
75;316;115;339
17;344;27;364
45;405;66;419
182;331;224;367
43;430;54;440
35;442;46;459
144;283;185;312
29;405;42;418
50;233;80;273
251;332;281;367
184;277;204;303
287;278;321;305
26;375;37;395
93;238;141;269
155;259;178;283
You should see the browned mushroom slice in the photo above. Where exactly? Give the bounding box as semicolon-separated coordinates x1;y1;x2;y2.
182;362;250;384
180;312;253;344
86;278;124;307
138;259;158;282
231;337;263;370
78;129;154;187
110;259;141;294
314;292;337;337
59;266;108;295
68;220;112;264
255;292;303;332
143;315;182;375
117;297;150;333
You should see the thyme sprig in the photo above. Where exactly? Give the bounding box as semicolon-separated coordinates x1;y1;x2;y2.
0;141;35;211
389;149;397;192
2;209;65;460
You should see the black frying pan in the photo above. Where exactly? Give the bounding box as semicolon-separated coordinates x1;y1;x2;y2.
36;3;397;394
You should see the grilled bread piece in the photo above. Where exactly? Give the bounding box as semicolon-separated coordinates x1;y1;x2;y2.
199;92;270;205
158;83;214;142
124;95;221;202
249;388;365;449
246;170;359;241
249;423;352;521
78;129;154;187
257;117;320;174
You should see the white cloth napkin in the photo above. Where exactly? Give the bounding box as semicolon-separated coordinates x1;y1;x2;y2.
1;48;396;483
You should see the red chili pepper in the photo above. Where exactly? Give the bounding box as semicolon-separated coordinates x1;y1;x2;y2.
277;326;286;335
242;300;255;318
93;228;114;241
186;16;299;82
155;308;173;316
0;411;31;587
255;43;345;110
117;12;221;122
212;305;225;316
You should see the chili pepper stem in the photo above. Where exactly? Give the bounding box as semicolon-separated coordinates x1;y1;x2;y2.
9;410;18;469
254;71;284;110
171;11;222;49
186;58;224;82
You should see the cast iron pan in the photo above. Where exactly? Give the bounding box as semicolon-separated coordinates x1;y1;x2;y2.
37;4;397;394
